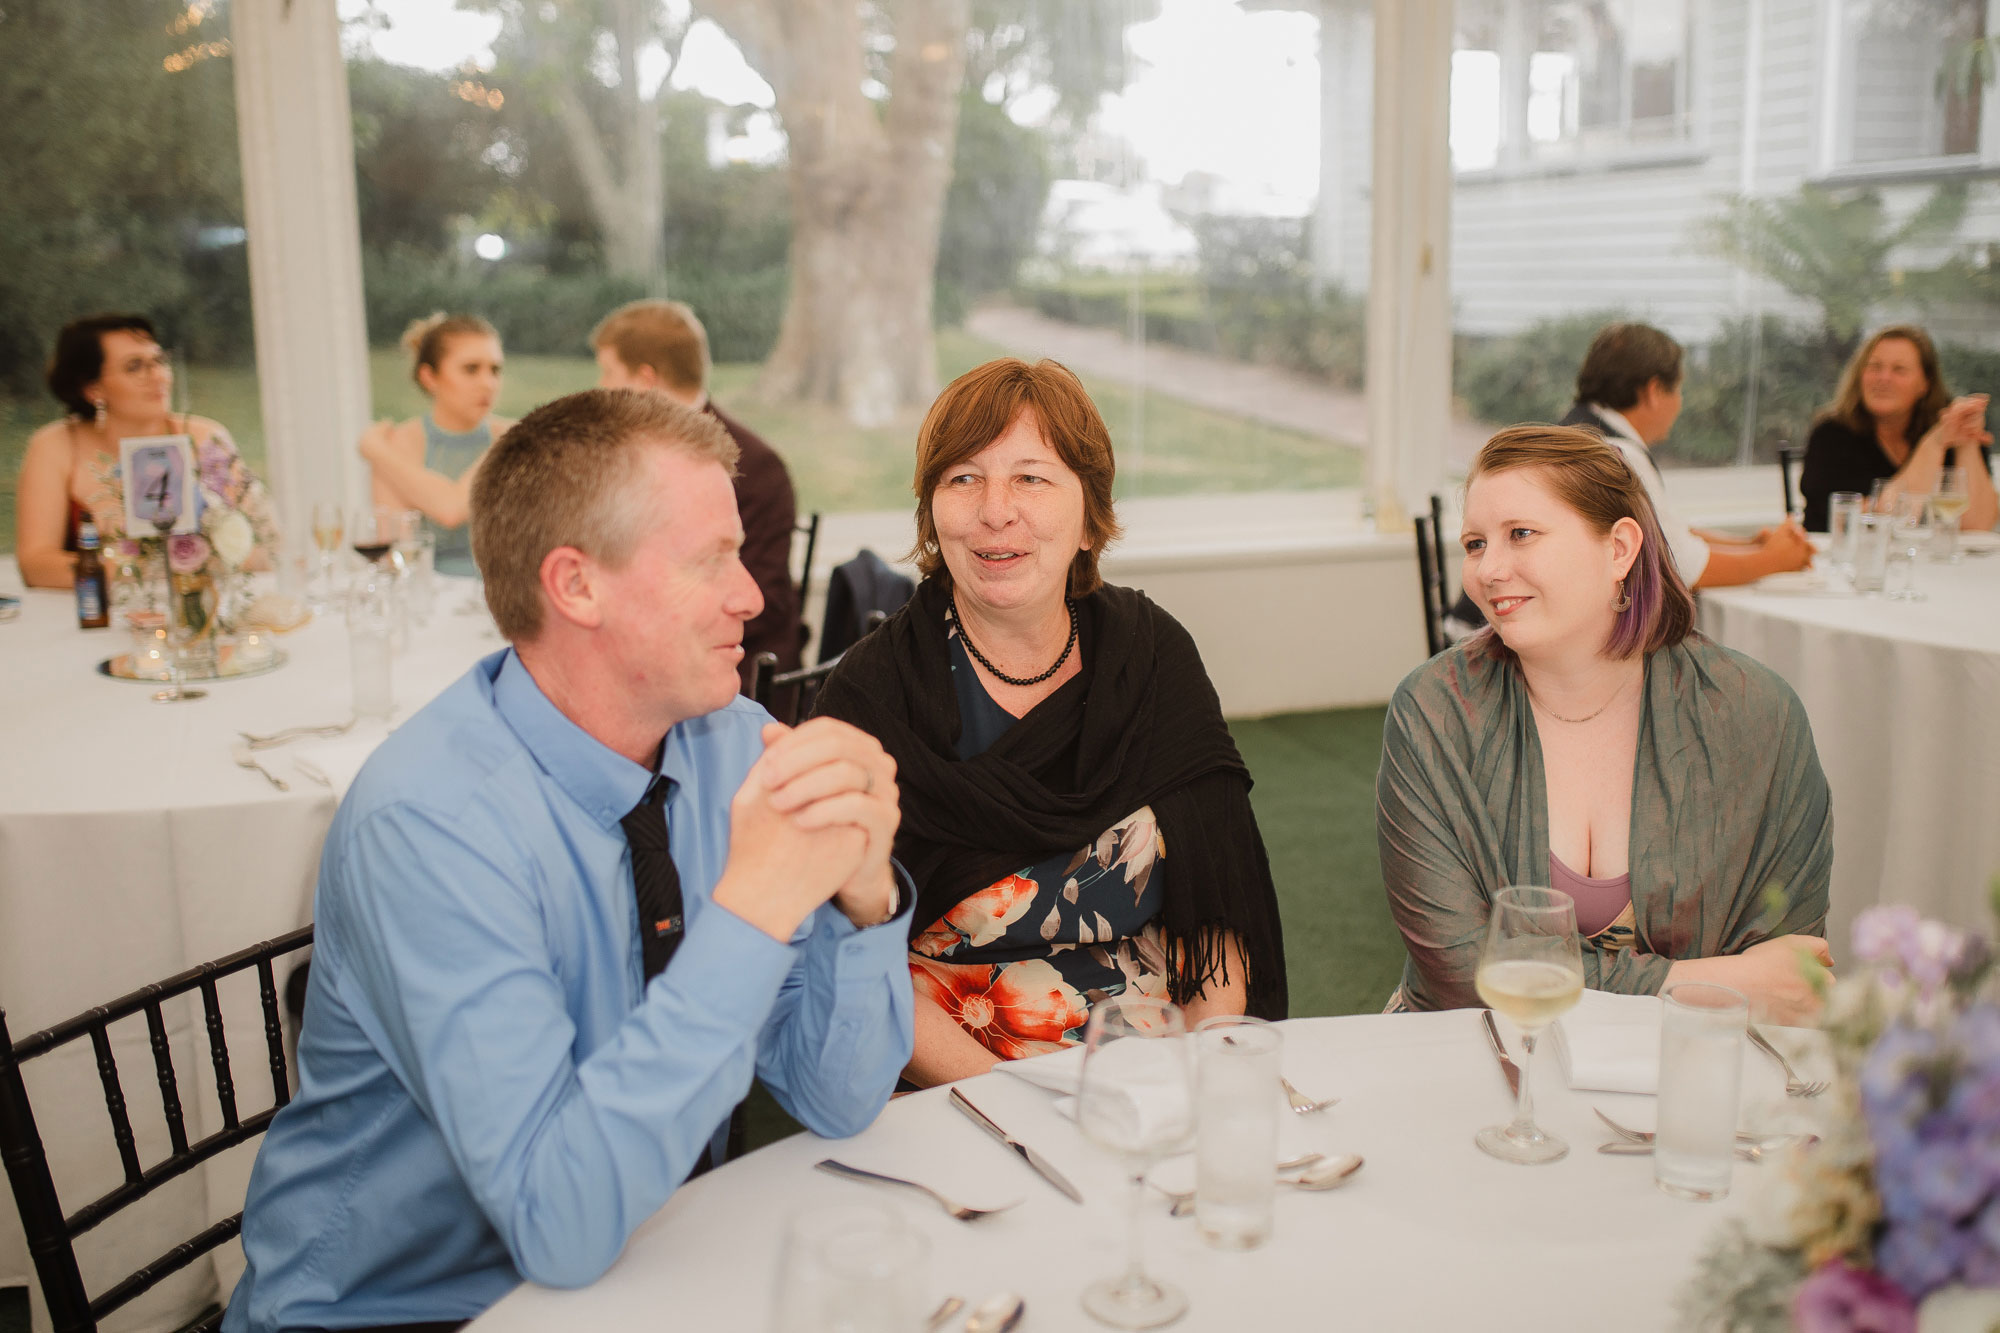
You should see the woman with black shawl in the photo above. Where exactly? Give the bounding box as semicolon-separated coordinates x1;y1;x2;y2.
815;358;1286;1087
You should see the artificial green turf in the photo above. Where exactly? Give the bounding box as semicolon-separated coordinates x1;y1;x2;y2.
740;703;1402;1151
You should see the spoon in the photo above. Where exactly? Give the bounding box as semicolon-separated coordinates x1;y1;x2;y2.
1153;1152;1325;1216
925;1295;966;1331
964;1292;1026;1333
1280;1153;1365;1191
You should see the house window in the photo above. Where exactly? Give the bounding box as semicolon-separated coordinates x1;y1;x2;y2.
1838;0;1988;166
1451;0;1693;172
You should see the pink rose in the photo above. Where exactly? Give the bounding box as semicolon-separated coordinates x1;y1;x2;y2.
167;533;211;574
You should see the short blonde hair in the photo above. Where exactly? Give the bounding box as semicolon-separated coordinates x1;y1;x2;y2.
910;358;1123;596
471;389;738;641
589;299;710;397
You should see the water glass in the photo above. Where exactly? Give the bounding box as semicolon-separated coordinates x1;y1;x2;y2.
768;1202;928;1333
347;569;395;720
1827;491;1863;573
1655;982;1748;1201
1887;492;1930;601
1193;1015;1281;1251
1851;513;1892;592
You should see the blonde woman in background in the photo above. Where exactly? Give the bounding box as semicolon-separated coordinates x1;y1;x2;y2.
358;313;513;575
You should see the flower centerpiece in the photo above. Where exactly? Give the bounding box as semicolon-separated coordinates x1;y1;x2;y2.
1677;892;2000;1332
96;434;277;640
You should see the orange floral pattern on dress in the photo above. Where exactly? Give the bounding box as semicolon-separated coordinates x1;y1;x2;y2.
909;956;1090;1061
914;872;1039;956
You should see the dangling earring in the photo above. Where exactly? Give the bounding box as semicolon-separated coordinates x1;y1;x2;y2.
1612;579;1631;613
92;399;107;427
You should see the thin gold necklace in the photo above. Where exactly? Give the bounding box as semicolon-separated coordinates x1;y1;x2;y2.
1528;671;1636;724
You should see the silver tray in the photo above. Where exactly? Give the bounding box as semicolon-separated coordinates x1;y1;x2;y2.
98;643;288;683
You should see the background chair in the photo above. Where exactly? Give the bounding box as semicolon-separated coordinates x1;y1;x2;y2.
749;611;888;727
1413;495;1451;658
0;927;314;1333
792;512;821;659
1778;443;1805;522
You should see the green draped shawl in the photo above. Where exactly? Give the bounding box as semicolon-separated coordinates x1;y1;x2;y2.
1376;633;1832;1011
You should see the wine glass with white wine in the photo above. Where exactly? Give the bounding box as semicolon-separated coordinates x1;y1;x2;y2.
1474;885;1584;1165
1930;467;1969;565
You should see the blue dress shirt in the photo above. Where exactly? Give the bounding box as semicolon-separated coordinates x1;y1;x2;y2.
223;649;914;1332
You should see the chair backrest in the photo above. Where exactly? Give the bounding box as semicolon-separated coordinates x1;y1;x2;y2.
1778;444;1804;519
794;512;822;614
0;927;314;1333
751;611;888;726
1413;513;1449;658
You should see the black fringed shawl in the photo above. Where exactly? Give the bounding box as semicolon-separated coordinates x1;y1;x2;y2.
813;576;1288;1020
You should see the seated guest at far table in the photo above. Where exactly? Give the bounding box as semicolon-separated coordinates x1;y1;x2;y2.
357;313;515;577
224;390;914;1333
592;298;804;686
1799;323;1995;532
1380;426;1833;1021
15;313;271;588
1560;322;1812;588
815;358;1287;1088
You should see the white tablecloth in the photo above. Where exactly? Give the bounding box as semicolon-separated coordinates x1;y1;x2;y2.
0;572;501;1328
1700;556;2000;949
470;1010;1805;1333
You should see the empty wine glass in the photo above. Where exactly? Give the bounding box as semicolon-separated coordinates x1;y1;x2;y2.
1076;995;1194;1329
1473;885;1583;1165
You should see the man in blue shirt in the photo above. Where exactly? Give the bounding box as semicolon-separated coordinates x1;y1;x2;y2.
225;389;914;1332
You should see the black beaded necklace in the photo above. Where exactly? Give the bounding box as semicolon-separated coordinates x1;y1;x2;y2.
950;591;1078;687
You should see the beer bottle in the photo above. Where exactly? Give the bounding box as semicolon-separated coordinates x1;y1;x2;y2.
74;519;109;629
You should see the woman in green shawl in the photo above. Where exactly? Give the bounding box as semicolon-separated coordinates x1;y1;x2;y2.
1379;425;1833;1022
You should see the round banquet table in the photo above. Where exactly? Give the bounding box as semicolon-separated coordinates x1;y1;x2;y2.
1698;553;2000;950
467;1010;1802;1333
0;571;501;1329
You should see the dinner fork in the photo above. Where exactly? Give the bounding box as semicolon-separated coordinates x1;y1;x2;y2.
231;743;289;791
813;1159;1019;1221
1747;1026;1828;1098
1280;1076;1338;1115
1593;1107;1766;1148
239;719;355;750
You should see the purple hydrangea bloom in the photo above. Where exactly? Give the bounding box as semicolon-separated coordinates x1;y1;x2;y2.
1854;906;1924;967
1792;1263;1916;1333
1910;1136;1991;1221
1981;1194;2000;1252
198;440;233;497
1878;1216;1970;1300
1948;1069;2000;1128
1954;1004;2000;1073
1861;1027;1937;1131
1962;1238;2000;1289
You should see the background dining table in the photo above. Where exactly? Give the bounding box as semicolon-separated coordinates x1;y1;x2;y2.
0;570;500;1330
469;1009;1811;1333
1699;550;2000;948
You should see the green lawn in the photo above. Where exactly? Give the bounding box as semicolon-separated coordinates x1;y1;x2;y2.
2;329;1359;555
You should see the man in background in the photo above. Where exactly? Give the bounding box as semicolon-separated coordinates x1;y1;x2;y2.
1562;322;1812;588
593;299;805;683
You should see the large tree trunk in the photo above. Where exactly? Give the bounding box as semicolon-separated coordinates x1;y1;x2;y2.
710;0;968;425
536;0;666;285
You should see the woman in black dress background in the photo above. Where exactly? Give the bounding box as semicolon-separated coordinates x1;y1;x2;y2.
1799;324;1993;531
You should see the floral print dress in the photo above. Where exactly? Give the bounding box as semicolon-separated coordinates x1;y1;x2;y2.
910;807;1169;1060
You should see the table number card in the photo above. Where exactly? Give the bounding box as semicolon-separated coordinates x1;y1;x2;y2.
120;435;200;535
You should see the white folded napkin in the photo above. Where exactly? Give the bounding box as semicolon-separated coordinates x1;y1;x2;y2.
1548;988;1663;1094
997;1044;1086;1096
291;733;386;797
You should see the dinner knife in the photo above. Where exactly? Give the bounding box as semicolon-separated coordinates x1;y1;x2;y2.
1481;1008;1523;1100
949;1088;1084;1204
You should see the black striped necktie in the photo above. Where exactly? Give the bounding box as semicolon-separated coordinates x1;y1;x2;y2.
620;775;685;982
